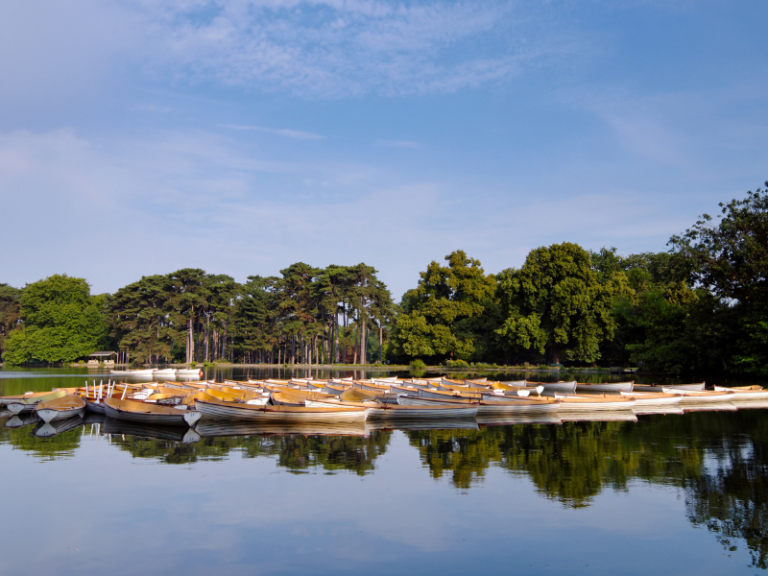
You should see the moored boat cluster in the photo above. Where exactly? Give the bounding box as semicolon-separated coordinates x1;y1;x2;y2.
3;376;768;440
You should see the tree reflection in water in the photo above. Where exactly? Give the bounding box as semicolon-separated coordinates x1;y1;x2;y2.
108;431;392;475
2;408;767;568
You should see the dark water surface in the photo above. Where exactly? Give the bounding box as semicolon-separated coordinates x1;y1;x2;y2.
1;368;767;575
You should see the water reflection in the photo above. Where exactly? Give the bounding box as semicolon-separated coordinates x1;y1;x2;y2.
2;383;768;569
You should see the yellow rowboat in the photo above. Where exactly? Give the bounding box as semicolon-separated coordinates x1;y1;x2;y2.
553;394;636;411
713;385;768;400
5;390;68;414
35;394;86;423
195;397;368;423
104;398;202;427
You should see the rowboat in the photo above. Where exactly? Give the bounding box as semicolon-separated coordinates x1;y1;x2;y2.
477;397;561;415
575;381;634;393
354;381;392;393
634;382;706;392
195;398;368;423
323;384;349;396
661;388;735;403
529;381;578;394
175;369;204;378
553;394;636;411
397;394;476;406
619;391;684;415
109;369;155;378
104;398;202;427
6;390;68;414
152;368;177;378
418;387;482;401
35;394;86;423
713;385;768;400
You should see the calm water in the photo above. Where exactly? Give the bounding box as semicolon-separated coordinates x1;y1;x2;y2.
1;368;767;575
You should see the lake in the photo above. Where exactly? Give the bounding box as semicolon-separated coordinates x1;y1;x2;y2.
1;367;766;575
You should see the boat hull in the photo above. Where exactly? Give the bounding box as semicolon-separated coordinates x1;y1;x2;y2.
575;382;634;393
104;399;202;427
195;399;368;423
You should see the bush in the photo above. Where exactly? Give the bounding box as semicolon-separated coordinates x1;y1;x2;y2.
409;359;427;370
445;359;469;368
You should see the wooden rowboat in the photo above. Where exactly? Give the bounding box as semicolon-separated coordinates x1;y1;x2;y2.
553;394;636;411
175;369;204;378
661;388;735;403
6;390;68;414
528;381;578;394
195;398;368;423
109;369;155;378
575;381;634;393
104;398;202;427
619;391;684;415
713;385;768;400
35;394;86;423
634;382;706;392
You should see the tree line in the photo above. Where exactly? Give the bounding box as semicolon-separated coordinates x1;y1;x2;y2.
1;182;766;375
0;263;395;367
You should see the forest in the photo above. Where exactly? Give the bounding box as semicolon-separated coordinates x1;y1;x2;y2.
1;183;766;375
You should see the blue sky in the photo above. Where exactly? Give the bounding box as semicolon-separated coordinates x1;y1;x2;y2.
1;0;766;299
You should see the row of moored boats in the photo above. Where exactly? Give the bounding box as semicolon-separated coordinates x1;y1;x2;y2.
2;378;768;436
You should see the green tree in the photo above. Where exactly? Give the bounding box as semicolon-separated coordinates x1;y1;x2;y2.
0;283;22;359
496;242;626;364
3;275;108;364
167;269;209;364
670;183;768;372
390;250;496;363
108;275;178;364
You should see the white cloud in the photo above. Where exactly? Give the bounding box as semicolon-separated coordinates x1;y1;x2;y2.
133;0;557;97
0;127;706;300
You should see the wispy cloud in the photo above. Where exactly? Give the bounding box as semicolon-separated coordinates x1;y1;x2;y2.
134;0;564;97
222;124;325;140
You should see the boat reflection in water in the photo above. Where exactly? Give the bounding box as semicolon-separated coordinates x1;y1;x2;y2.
33;416;83;438
5;413;41;429
196;420;371;438
102;418;202;444
477;412;563;427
